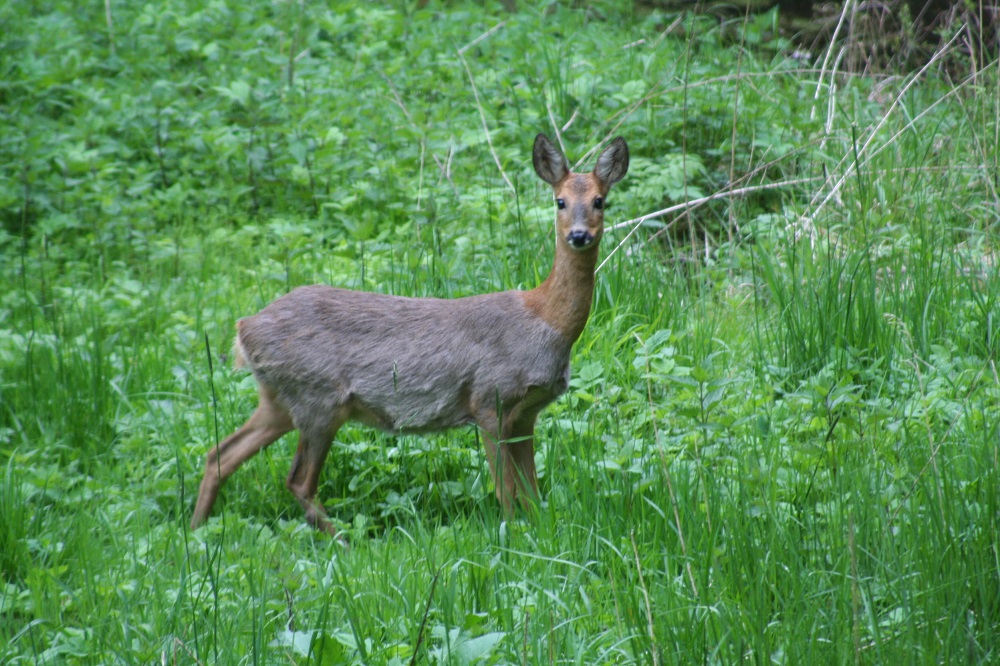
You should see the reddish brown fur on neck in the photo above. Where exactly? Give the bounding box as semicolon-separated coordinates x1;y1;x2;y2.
520;242;598;343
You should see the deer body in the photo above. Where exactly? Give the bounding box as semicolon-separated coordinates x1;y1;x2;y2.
236;286;574;434
190;134;628;537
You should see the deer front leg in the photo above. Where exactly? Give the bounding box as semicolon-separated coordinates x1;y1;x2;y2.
477;409;540;517
508;414;540;514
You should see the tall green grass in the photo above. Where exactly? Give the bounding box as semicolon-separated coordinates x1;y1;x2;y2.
2;0;998;663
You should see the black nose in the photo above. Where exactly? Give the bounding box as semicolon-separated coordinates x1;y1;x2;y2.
567;230;594;248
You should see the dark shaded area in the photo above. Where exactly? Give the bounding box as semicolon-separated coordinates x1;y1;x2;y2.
642;0;997;73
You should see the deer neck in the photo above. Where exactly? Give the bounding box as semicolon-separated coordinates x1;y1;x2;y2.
521;240;599;344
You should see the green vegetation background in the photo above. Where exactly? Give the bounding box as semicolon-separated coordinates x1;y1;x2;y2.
1;0;998;663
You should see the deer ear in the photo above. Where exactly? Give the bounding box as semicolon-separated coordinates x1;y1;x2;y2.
594;137;629;186
533;134;569;185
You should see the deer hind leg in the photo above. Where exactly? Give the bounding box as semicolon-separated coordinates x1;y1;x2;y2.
191;387;294;529
285;408;348;539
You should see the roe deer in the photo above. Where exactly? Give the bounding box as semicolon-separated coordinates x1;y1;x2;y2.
190;134;629;537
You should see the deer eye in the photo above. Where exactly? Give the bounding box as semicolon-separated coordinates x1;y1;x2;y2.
556;198;566;210
594;197;604;210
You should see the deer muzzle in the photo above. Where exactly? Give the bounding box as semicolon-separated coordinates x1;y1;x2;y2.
566;229;596;250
